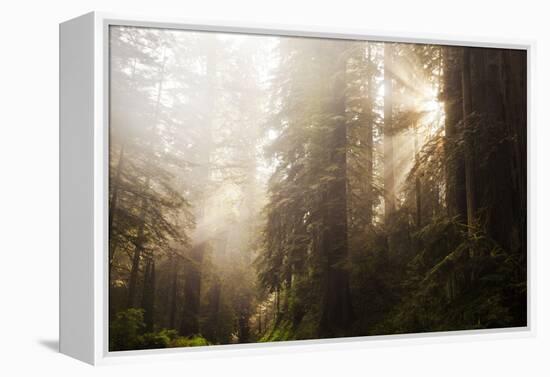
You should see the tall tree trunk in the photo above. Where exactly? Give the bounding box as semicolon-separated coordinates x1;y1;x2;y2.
443;47;467;220
238;310;250;343
414;124;422;228
364;43;375;225
275;286;280;316
180;36;218;337
205;278;221;342
501;49;528;324
109;145;125;278
319;41;353;337
383;43;396;220
168;256;179;329
501;49;527;258
461;47;480;290
108;48;139;282
141;259;155;332
126;177;149;308
127;45;167;310
258;306;262;335
461;48;478;233
180;243;205;336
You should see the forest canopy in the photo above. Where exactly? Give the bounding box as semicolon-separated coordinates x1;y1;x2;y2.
108;26;527;351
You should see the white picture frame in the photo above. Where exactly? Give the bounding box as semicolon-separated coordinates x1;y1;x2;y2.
59;11;536;365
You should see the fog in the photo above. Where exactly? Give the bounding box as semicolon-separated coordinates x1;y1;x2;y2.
108;26;527;349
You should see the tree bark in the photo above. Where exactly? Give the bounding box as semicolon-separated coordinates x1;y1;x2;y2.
319;41;353;337
207;278;221;342
443;47;467;220
364;43;375;225
180;243;205;336
168;256;179;329
383;43;396;220
501;49;527;257
461;48;478;233
258;307;262;335
141;259;155;332
179;35;218;337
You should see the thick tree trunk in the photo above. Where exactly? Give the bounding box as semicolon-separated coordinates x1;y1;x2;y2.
319;41;353;337
238;312;250;343
443;47;467;220
179;36;218;337
141;259;155;332
501;49;528;324
126;241;143;308
501;49;527;258
206;279;221;342
484;50;513;250
180;243;205;336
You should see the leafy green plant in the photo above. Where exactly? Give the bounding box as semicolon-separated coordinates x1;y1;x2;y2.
169;336;209;348
109;308;146;351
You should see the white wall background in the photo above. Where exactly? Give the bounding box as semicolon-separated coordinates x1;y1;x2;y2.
0;0;547;375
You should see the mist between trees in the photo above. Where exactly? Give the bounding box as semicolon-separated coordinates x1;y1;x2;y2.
108;26;527;351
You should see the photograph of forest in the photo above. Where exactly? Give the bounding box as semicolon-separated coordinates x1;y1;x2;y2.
108;26;527;351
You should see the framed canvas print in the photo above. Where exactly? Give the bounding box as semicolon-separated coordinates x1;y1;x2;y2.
60;12;533;365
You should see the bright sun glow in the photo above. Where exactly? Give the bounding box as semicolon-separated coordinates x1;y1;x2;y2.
423;98;441;113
